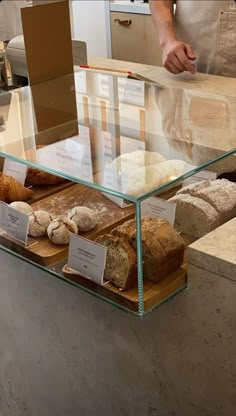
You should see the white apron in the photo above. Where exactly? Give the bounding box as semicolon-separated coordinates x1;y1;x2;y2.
0;0;29;41
175;0;236;77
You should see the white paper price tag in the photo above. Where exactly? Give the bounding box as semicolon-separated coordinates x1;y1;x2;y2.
68;234;107;285
102;166;131;208
182;170;217;187
0;202;29;244
141;197;176;225
102;192;131;208
3;159;28;185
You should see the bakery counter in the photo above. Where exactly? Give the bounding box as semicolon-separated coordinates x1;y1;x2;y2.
0;232;235;415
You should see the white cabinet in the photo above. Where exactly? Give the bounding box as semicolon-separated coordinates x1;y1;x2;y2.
71;0;111;58
110;11;162;66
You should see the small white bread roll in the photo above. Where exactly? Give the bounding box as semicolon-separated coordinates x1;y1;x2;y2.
47;218;78;245
67;206;98;232
29;210;53;237
10;201;33;216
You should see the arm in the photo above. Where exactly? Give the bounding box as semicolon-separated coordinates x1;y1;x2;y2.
149;0;196;74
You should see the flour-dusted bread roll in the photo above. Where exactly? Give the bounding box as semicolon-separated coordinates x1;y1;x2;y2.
29;210;53;237
67;206;98;232
170;194;220;237
95;234;137;290
10;201;33;216
47;218;78;245
111;150;166;174
112;217;185;282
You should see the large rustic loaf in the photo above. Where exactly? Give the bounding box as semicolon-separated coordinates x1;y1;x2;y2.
112;217;185;282
170;194;220;237
111;150;166;175
191;179;236;224
95;234;137;290
141;216;185;275
126;159;187;196
170;179;236;237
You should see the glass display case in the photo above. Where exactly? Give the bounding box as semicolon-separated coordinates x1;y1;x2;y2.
0;68;235;317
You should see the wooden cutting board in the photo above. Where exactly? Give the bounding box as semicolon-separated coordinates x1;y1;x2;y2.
0;184;135;266
62;264;187;314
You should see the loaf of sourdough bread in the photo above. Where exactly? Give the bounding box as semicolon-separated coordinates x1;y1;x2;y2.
112;217;185;282
95;234;137;290
126;159;187;196
192;179;236;224
111;150;166;174
170;178;236;236
141;216;185;276
170;194;220;237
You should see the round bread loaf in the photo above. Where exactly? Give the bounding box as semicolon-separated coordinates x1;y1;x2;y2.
29;210;53;237
10;201;33;216
47;218;78;245
95;234;137;290
67;206;97;232
111;150;166;175
125;160;187;196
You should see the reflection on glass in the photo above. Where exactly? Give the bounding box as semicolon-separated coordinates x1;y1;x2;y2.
0;69;235;201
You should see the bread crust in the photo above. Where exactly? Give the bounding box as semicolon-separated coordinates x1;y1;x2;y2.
26;168;66;186
112;216;184;282
0;173;33;203
96;234;137;290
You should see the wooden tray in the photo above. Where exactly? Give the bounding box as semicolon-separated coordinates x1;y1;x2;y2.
62;264;187;313
0;184;135;266
27;181;74;204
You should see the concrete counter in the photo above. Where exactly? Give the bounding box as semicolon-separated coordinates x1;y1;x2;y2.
0;249;235;416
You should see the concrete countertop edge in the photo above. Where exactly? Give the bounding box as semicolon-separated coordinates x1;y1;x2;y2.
188;246;236;282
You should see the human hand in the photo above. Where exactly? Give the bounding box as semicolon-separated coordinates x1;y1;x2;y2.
162;39;196;74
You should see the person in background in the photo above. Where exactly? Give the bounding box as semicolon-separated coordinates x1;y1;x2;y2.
0;0;29;43
149;0;236;78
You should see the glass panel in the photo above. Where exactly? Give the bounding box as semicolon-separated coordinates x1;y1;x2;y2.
0;68;235;317
0;69;235;202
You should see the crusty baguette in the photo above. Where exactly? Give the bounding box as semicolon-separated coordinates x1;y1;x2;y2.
95;234;137;290
0;172;33;203
26;167;66;186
